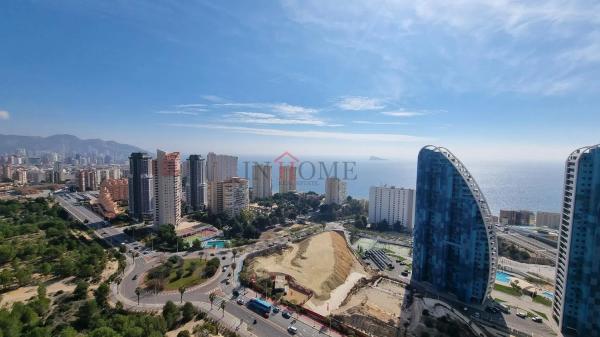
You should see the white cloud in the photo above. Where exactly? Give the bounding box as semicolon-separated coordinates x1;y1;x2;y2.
168;123;430;142
227;111;327;126
0;110;10;120
282;0;600;96
175;103;206;108
381;111;426;117
155;110;199;116
336;96;384;110
272;103;318;116
352;120;409;125
201;95;226;102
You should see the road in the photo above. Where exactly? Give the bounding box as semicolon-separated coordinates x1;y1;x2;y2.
497;231;557;261
409;280;557;337
55;192;323;336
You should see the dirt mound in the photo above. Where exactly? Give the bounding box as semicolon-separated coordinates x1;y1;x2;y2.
249;231;367;302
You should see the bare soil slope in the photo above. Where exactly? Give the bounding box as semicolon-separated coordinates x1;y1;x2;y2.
250;231;368;302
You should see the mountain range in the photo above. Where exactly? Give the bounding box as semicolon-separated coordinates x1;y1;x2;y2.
0;134;144;160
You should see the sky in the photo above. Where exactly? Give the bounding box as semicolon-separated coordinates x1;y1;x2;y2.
1;0;599;162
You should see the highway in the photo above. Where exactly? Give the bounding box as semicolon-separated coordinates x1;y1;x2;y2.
497;231;557;261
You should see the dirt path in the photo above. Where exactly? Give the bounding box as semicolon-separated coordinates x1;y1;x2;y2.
0;277;76;308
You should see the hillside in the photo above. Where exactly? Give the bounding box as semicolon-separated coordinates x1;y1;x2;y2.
0;134;144;160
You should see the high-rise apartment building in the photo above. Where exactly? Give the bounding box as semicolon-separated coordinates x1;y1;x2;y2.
552;144;600;336
368;186;415;231
185;154;207;212
206;152;238;214
222;177;250;218
101;178;128;201
97;178;128;219
206;152;237;183
325;177;347;205
128;152;154;222
536;211;561;229
412;146;497;305
207;177;249;217
499;209;535;226
76;169;98;191
13;168;27;185
52;161;63;183
153;150;182;227
1;164;12;181
278;164;296;193
252;163;272;200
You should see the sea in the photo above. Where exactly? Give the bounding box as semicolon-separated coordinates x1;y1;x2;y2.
237;156;565;215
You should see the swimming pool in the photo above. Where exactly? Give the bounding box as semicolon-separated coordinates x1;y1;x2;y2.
496;271;511;283
542;290;554;299
202;240;228;249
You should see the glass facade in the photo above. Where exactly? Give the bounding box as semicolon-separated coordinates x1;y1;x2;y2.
412;146;497;305
553;145;600;336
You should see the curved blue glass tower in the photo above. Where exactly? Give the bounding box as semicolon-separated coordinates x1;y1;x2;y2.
412;146;497;305
552;144;600;336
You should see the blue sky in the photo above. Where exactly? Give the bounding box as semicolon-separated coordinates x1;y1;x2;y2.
1;0;599;161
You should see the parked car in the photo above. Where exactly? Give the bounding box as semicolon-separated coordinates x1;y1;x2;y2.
132;274;137;280
282;311;292;319
272;307;280;313
516;312;527;318
287;326;297;334
237;298;245;305
532;316;543;323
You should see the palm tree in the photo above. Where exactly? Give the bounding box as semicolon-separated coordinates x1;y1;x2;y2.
179;286;186;303
231;249;238;262
220;300;226;317
135;287;141;305
209;292;216;310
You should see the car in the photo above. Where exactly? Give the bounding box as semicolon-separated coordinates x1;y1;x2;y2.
221;256;226;260
282;311;292;319
232;289;240;297
132;274;137;280
516;312;527;318
532;316;543;323
485;306;499;314
222;266;228;272
463;307;468;312
272;307;281;313
210;253;215;256
401;271;409;277
237;298;245;305
287;326;298;334
225;279;231;285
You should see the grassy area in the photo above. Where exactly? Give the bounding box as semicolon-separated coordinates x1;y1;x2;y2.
494;283;522;297
146;257;216;291
165;258;207;290
494;298;506;303
533;295;553;306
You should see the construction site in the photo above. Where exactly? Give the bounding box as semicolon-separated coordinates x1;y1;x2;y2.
246;230;416;335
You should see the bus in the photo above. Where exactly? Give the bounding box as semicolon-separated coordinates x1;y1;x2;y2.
247;298;272;318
